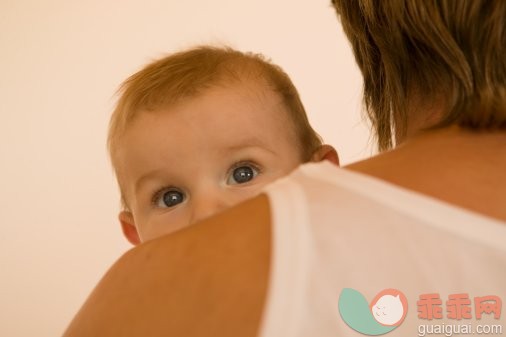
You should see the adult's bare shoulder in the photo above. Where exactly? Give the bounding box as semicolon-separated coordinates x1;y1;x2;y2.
63;194;271;337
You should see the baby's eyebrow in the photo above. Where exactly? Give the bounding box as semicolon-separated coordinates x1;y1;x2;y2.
221;138;275;155
134;169;169;195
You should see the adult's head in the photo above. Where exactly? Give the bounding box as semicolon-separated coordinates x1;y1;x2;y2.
332;0;506;150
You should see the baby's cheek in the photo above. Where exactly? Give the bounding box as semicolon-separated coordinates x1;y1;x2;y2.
235;188;262;204
142;210;190;242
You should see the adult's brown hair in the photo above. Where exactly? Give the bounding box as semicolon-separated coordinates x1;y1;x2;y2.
332;0;506;150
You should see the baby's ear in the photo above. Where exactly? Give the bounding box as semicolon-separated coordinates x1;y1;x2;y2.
310;144;339;166
119;211;141;246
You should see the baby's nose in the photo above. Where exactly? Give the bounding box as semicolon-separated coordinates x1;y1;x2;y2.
190;195;229;224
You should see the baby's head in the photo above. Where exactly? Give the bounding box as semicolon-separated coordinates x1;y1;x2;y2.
108;46;338;244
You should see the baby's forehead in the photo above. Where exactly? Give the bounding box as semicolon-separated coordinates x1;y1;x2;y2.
123;87;294;152
116;78;301;165
148;79;288;123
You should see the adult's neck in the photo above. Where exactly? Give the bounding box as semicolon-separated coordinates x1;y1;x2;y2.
346;126;506;222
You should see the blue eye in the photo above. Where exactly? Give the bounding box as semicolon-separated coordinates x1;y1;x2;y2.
227;164;259;185
154;189;185;208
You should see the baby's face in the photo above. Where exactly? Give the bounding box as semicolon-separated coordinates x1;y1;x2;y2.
115;83;302;243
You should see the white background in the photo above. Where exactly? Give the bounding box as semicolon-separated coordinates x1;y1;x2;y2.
0;1;371;336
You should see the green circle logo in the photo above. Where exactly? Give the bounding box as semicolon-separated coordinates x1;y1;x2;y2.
339;288;408;335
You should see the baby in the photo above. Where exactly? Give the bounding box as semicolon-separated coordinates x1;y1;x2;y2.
108;46;338;244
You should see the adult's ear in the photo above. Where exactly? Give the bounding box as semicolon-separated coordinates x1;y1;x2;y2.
119;211;141;246
310;144;340;166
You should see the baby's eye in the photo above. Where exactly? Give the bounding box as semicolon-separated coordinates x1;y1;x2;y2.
154;188;185;208
227;163;260;185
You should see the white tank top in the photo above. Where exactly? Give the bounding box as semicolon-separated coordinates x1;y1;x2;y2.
260;161;506;337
